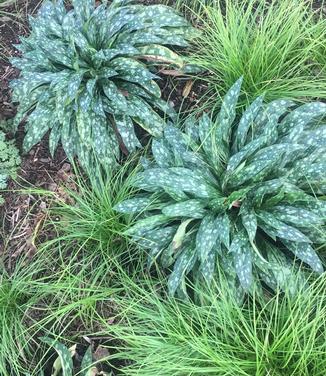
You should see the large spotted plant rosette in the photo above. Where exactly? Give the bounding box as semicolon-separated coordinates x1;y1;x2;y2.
115;78;326;299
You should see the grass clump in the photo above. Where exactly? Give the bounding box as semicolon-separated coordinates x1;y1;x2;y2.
43;157;139;265
0;257;51;375
101;273;326;376
190;0;326;107
0;254;120;375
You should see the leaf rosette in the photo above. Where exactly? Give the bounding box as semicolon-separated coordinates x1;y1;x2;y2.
11;0;195;169
116;78;326;298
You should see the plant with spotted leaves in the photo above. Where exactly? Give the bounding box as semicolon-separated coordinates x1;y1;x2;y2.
10;0;195;170
115;78;326;299
38;338;110;376
0;131;20;205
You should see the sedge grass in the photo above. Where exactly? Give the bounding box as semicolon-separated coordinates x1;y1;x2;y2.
0;257;47;376
39;156;140;268
189;0;326;109
99;271;326;376
312;7;326;74
0;250;122;375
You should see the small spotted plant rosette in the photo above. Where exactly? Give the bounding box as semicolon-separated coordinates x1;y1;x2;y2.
115;78;326;300
10;0;197;171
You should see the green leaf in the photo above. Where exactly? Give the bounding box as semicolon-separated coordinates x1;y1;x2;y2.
23;106;53;152
126;214;170;236
162;199;206;218
227;136;266;174
235;95;264;151
229;231;248;255
49;122;61;157
138;226;177;251
279;102;326;136
152;139;174;168
215;214;230;249
254;99;294;136
129;5;189;30
103;81;128;113
198;113;215;158
151;97;177;121
164;125;188;153
112;57;156;83
114;196;157;214
282;240;323;274
81;346;93;376
215;77;243;160
135;168;214;199
241;203;257;242
258;211;312;243
200;249;216;283
184;115;200;142
297;125;326;147
168;248;195;295
289;162;326;185
61;117;76;160
138;44;184;67
129;96;165;137
92;120;119;166
267;246;306;295
227;154;276;188
234;243;253;290
72;0;95;19
196;213;219;262
271;205;323;227
252;179;285;205
115;115;141;152
95;45;139;62
76;111;93;147
172;219;193;250
40;337;73;376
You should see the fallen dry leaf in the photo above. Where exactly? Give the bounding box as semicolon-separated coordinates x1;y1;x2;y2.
182;80;194;98
94;346;110;361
